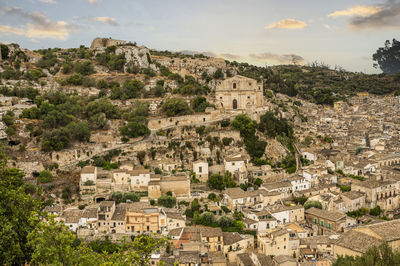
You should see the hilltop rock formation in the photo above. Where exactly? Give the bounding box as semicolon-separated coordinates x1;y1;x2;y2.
90;37;126;49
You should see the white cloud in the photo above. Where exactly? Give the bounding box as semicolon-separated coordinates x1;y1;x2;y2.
329;5;382;18
249;52;305;64
266;19;307;29
0;7;78;40
90;16;118;26
87;0;99;4
39;0;56;4
0;25;25;35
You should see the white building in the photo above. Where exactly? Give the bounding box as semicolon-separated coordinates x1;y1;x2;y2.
80;166;97;185
192;160;209;182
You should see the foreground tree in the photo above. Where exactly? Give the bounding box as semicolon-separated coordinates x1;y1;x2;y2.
373;39;400;74
333;242;400;266
0;154;43;265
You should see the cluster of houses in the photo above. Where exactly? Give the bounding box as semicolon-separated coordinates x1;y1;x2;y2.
44;84;400;265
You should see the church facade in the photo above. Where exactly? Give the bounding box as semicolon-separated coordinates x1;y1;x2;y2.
215;75;264;110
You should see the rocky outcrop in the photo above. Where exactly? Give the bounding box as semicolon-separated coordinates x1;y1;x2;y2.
115;46;152;70
90;37;126;49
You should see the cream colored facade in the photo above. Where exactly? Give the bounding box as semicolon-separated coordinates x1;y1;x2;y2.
215;75;263;110
125;202;160;234
148;175;191;199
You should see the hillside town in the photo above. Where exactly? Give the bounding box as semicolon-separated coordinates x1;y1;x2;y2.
2;33;400;266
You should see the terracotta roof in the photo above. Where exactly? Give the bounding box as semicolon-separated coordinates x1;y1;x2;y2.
81;166;96;174
81;207;98;219
237;253;255;266
342;191;365;200
99;201;115;207
222;232;244;246
335;230;382;253
358;219;400;242
111;203;126;221
305;207;346;221
223;187;247;199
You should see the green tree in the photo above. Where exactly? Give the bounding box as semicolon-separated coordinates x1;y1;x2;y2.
74;60;95;76
0;44;9;60
191;96;214;112
119;122;150;139
373;39;400;74
0;156;42;265
157;195;176;208
162;98;192;117
207;172;237;190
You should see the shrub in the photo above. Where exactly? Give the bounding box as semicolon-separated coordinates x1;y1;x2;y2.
38;170;52;183
162;99;193;117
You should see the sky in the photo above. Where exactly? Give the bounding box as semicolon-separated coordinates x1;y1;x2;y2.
0;0;399;73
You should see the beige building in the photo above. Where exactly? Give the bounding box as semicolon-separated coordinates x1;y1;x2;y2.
125;202;160;234
148;175;191;199
351;179;400;211
215;75;263;110
258;229;294;257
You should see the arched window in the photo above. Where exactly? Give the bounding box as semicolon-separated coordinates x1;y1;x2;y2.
233;99;238;109
233;83;236;89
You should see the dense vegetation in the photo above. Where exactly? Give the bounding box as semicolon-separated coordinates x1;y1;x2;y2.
0;152;165;265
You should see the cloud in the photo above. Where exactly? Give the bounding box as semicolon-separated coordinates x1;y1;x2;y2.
348;0;400;30
0;25;25;35
87;0;99;4
90;16;118;26
0;7;78;40
329;5;382;18
249;52;305;64
219;53;242;60
265;19;307;29
39;0;56;3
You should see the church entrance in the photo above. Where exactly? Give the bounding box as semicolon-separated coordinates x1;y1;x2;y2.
233;99;237;109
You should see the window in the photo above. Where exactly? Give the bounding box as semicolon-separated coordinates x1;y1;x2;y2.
328;223;331;229
321;220;324;227
233;83;236;89
199;167;202;173
314;218;317;224
232;162;235;166
267;223;269;229
147;226;150;231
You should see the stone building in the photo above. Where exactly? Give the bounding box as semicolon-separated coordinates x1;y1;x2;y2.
148;175;191;199
125;202;161;234
215;75;263;110
90;37;126;49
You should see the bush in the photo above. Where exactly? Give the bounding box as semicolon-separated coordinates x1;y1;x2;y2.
162;99;193;117
304;200;322;210
207;172;237;190
74;60;95;76
38;170;52;183
84;180;95;186
208;193;217;201
157;195;176;208
119;122;150;139
192;96;214;112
